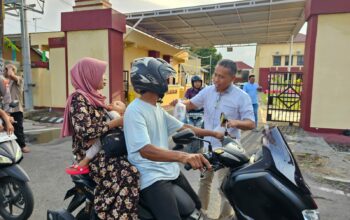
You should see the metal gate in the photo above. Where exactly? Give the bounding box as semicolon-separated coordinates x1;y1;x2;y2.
123;70;129;102
266;72;303;124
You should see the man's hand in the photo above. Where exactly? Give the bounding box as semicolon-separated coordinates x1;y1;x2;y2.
226;119;255;130
180;153;212;171
226;119;240;128
170;99;178;107
5;123;14;135
5;64;19;82
9;116;15;124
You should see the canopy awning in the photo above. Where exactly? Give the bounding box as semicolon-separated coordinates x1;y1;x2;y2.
126;0;305;47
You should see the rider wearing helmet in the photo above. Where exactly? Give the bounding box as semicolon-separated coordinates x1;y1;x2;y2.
185;75;203;99
124;57;223;220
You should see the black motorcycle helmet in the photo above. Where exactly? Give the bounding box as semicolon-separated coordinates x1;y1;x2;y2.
130;57;176;99
191;75;203;88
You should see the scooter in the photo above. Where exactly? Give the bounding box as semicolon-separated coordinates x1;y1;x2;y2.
48;123;319;220
173;109;204;153
0;101;34;220
185;109;204;153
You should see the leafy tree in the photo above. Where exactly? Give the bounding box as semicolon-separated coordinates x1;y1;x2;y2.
190;47;222;83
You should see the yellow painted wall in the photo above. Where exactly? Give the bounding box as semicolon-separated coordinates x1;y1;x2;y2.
123;30;189;105
310;13;350;129
124;29;181;56
162;85;184;106
123;44;186;105
49;48;66;108
67;30;110;101
31;32;64;49
254;42;305;81
32;68;51;107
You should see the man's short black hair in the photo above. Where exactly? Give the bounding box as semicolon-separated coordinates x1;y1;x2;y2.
248;75;255;79
217;59;237;76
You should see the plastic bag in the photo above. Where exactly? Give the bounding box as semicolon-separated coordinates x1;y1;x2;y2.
173;99;186;122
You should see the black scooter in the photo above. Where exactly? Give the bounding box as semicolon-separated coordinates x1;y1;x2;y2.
48;125;319;220
0;101;34;220
173;109;204;153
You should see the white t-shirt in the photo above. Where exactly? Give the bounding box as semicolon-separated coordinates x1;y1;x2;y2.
191;84;254;148
124;98;184;190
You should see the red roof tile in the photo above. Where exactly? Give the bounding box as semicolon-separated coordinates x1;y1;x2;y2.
235;61;253;70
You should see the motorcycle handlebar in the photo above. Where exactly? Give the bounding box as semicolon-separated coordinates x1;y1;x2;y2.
184;153;223;171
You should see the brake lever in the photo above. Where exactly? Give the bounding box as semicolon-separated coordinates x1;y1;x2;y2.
200;167;207;178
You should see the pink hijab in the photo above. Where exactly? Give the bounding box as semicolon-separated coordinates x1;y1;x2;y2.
61;57;108;137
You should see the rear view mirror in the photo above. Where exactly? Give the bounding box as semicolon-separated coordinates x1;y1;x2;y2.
172;129;196;144
220;112;228;125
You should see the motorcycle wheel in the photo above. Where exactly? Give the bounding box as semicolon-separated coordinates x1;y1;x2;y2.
0;177;34;220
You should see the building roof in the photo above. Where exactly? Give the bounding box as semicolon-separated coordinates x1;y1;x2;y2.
236;61;253;70
294;33;306;43
126;0;306;47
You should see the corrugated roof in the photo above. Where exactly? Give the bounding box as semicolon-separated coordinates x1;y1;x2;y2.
126;0;306;47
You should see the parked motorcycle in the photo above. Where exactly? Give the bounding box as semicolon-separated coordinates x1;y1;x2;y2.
173;109;204;153
48;124;319;220
0;101;34;220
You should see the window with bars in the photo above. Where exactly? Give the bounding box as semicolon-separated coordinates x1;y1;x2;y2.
297;55;304;66
273;56;281;66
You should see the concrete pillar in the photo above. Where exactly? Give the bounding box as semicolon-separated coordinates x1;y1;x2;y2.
300;0;350;133
61;1;126;102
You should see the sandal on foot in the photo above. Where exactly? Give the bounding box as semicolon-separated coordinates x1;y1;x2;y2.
65;164;90;175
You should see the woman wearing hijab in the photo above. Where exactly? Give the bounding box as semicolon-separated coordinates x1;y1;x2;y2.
61;57;139;220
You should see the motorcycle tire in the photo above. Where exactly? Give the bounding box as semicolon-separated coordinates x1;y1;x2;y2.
0;177;34;220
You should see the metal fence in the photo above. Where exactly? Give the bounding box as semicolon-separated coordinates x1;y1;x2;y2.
123;70;129;102
266;72;303;124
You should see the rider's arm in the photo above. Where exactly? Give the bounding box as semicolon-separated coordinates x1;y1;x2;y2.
139;144;211;170
0;109;14;135
180;124;223;140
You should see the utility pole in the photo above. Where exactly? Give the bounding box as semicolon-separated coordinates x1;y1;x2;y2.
20;0;33;110
32;17;41;32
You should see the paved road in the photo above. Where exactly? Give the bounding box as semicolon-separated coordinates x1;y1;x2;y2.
1;123;349;220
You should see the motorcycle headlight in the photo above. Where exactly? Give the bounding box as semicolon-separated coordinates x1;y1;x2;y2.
302;209;320;220
0;155;12;164
15;146;23;162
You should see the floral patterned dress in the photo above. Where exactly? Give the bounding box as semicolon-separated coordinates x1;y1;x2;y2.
70;93;140;220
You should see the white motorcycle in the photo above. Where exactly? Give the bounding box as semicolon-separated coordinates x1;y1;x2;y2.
0;101;34;220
